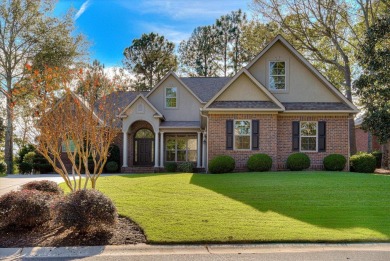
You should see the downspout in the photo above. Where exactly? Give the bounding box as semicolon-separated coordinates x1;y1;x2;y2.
200;108;209;173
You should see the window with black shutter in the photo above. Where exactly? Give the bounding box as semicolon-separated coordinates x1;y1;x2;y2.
292;121;300;151
252;120;259;150
226;120;233;150
318;121;326;152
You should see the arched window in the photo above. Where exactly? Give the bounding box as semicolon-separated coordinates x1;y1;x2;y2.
135;129;154;139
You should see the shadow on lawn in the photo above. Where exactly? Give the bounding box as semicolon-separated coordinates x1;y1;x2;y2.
190;172;390;238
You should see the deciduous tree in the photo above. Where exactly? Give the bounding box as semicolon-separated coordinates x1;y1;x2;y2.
0;0;85;174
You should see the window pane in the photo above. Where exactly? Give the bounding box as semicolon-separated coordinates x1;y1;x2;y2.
135;129;154;138
301;122;317;136
235;136;250;150
166;87;177;98
188;150;197;162
166;98;176;108
166;150;176;161
234;121;250;135
177;137;186;150
187;138;197;150
177;151;186;161
166;138;176;150
301;137;317;151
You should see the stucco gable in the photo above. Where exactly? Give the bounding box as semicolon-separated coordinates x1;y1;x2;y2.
204;68;284;111
245;35;358;113
118;94;163;119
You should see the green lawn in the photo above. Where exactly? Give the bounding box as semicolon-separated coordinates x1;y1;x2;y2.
63;172;390;243
0;173;6;177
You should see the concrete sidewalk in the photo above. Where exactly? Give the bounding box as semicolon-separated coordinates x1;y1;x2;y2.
1;243;390;260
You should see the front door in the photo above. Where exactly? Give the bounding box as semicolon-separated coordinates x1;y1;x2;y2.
134;129;154;166
136;139;153;166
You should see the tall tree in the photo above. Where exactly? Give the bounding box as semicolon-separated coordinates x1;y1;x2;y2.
0;0;85;174
354;3;390;167
250;0;384;154
228;9;248;74
179;25;220;77
123;32;177;91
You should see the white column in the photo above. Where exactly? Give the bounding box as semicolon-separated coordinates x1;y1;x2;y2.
154;131;159;168
160;132;164;167
122;131;128;167
197;132;201;168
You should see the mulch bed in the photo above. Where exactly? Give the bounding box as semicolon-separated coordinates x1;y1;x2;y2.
0;216;146;247
375;168;390;175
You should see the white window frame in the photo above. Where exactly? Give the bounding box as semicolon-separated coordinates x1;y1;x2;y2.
300;121;318;152
234;120;252;151
164;86;178;109
267;60;289;93
165;134;197;162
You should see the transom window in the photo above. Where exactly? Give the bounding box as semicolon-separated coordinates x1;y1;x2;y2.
62;140;75;152
165;87;177;108
135;129;154;139
234;120;251;150
165;135;197;162
269;61;286;90
300;121;317;151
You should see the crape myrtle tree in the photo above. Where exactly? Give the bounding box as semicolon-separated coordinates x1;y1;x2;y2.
250;0;386;154
24;66;121;191
0;0;85;174
123;32;177;91
354;2;390;168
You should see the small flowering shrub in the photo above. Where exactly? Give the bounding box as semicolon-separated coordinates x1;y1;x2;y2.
0;190;54;228
53;189;117;232
21;180;63;194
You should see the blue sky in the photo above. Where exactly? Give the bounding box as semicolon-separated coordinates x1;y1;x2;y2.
55;0;251;67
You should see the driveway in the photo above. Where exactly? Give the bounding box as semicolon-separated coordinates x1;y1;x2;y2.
0;174;65;195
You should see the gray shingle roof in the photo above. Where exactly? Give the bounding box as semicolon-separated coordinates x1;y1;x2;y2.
102;91;148;114
160;121;200;128
282;102;352;110
180;77;231;102
209;101;281;109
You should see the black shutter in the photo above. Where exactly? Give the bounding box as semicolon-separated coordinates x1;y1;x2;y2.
292;121;300;151
252;120;259;150
226;120;233;150
318;121;326;152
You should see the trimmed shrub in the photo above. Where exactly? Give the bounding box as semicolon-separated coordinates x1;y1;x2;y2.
371;151;382;168
165;162;177;172
16;144;35;166
19;162;33;174
23;151;36;164
21;180;63;194
247;153;273;172
0;190;54;228
0;162;6;174
350;153;376;173
105;161;119;173
209;155;235;174
323;154;347;171
32;153;53;174
107;145;120;165
177;162;194;173
287;153;310;171
53;189;117;232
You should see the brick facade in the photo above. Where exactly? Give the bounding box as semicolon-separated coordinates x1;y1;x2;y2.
355;128;381;153
208;113;350;171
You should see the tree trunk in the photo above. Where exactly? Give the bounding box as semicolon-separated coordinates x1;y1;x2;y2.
344;64;357;155
382;143;389;169
5;79;13;174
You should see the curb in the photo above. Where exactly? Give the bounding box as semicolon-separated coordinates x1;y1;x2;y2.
1;243;390;259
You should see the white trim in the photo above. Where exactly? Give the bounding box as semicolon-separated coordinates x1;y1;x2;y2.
245;35;359;113
160;132;164;168
203;68;285;111
145;71;204;103
233;120;252;151
122;132;128;167
118;94;163;118
164;86;178;109
154;131;159;168
197;132;201;168
299;121;318;152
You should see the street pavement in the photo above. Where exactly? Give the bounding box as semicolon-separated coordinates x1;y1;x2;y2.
1;243;390;261
0;174;65;195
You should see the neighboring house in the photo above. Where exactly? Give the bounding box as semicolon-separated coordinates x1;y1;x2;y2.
105;35;358;173
354;116;381;153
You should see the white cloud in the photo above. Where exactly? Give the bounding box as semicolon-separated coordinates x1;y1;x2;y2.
75;0;91;20
140;23;191;45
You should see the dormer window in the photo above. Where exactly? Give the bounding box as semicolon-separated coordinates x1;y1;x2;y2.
165;87;177;108
269;61;286;90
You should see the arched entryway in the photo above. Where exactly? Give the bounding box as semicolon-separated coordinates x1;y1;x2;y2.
134;129;154;166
